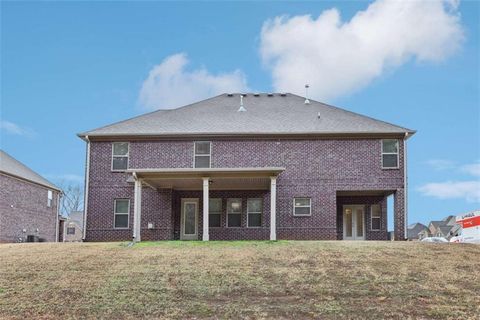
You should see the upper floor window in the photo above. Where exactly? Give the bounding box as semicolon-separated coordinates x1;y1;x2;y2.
112;142;129;171
194;141;211;168
47;190;53;207
382;139;399;169
371;204;381;231
247;198;262;227
293;197;311;216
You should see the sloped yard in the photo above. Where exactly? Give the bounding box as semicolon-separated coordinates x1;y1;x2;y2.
0;241;479;319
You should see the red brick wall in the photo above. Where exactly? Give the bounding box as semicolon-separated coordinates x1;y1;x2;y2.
0;174;59;243
85;138;406;241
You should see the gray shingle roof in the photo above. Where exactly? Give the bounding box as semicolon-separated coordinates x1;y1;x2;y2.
79;93;415;138
0;150;60;191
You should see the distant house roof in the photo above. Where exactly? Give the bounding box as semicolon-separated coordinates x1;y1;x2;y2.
407;223;428;239
79;93;415;138
0;150;60;191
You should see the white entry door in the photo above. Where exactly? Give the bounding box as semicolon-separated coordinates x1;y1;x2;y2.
181;198;199;240
343;205;366;240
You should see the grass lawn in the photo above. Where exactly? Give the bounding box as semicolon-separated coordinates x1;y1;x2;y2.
0;241;479;319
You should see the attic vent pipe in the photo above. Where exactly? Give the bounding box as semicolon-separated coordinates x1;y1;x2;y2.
304;84;310;105
238;95;246;112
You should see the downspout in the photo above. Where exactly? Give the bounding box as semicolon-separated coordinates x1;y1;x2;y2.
55;192;62;242
83;135;91;241
404;132;409;240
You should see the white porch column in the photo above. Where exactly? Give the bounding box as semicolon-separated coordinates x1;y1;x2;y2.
133;178;142;242
270;176;277;241
202;177;209;241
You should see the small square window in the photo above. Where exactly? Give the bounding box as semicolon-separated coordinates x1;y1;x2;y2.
67;227;75;235
293;197;311;216
382;139;399;169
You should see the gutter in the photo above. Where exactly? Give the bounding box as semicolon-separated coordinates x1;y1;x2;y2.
404;132;409;240
82;135;91;241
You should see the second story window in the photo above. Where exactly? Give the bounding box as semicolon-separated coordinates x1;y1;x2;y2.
194;141;211;168
47;190;53;207
382;139;399;169
112;142;129;171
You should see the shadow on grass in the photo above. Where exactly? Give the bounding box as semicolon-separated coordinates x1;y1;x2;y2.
122;240;292;248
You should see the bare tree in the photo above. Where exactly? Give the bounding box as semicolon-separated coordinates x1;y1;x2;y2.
59;182;84;216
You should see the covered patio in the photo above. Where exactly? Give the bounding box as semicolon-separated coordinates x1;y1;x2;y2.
127;167;285;241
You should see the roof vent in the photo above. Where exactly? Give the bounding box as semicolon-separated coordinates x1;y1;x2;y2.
280;93;286;96
267;93;273;97
253;93;260;96
238;95;246;112
304;84;310;105
227;93;233;97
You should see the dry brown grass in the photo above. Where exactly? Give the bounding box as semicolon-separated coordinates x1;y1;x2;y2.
0;241;479;319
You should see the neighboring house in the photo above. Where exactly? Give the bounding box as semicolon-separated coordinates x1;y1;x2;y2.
428;216;461;240
0;150;62;243
62;211;84;242
78;93;415;242
407;222;428;240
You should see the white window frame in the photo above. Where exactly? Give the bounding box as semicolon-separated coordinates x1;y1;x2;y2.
247;198;262;228
111;142;129;172
114;199;130;229
47;190;53;207
381;139;399;169
227;198;242;228
209;198;222;228
293;197;312;216
370;204;381;231
193;141;211;168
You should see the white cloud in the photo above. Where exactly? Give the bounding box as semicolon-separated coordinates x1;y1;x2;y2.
260;0;464;101
417;181;480;203
462;162;480;177
138;53;249;110
0;120;35;137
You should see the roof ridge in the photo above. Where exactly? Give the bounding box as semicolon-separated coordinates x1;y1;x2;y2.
288;93;416;134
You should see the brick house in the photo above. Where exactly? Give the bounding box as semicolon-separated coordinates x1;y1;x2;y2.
79;93;415;242
0;150;62;243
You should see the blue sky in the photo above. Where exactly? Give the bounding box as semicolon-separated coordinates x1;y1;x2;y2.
1;1;479;227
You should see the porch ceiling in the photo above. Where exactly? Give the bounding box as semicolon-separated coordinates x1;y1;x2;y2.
127;167;285;191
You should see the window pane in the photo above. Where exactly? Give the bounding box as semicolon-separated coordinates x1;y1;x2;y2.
67;227;75;235
113;157;128;170
209;199;222;212
371;204;381;218
228;214;241;227
209;214;221;227
194;156;210;168
372;218;381;230
48;190;53;200
113;142;129;156
184;204;196;235
248;213;261;227
247;199;262;213
382;139;398;153
294;198;310;207
115;200;129;214
228;199;242;213
115;214;128;228
382;154;398;168
345;210;353;237
195;142;210;155
356;209;364;237
295;207;310;215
